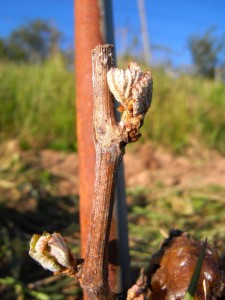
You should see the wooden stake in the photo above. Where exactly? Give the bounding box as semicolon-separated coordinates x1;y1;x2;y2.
75;1;131;295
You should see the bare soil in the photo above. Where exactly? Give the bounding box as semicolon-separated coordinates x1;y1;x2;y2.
1;139;225;203
38;142;225;195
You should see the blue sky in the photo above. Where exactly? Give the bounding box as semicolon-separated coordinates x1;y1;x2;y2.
0;0;225;67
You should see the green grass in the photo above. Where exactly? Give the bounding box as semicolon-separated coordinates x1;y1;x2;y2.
127;184;225;269
0;58;225;153
184;239;207;300
142;68;225;154
0;55;76;151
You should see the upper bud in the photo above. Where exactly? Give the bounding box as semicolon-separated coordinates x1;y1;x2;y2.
107;62;153;142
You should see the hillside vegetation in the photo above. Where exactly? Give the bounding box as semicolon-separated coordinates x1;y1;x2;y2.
0;56;225;154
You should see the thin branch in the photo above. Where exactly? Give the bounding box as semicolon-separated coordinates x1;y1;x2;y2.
79;44;124;299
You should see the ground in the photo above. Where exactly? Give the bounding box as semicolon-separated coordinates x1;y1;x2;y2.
0;140;225;299
6;140;223;196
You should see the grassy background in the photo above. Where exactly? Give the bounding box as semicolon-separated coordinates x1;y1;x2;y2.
0;56;225;154
143;68;225;154
0;55;76;151
0;58;225;299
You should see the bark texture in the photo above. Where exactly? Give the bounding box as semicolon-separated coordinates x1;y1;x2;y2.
79;45;127;299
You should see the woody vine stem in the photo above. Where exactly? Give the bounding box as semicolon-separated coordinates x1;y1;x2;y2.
29;44;153;300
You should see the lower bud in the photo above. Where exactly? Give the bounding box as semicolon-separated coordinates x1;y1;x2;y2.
29;232;81;278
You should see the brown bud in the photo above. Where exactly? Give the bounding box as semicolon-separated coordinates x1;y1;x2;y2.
149;231;225;299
